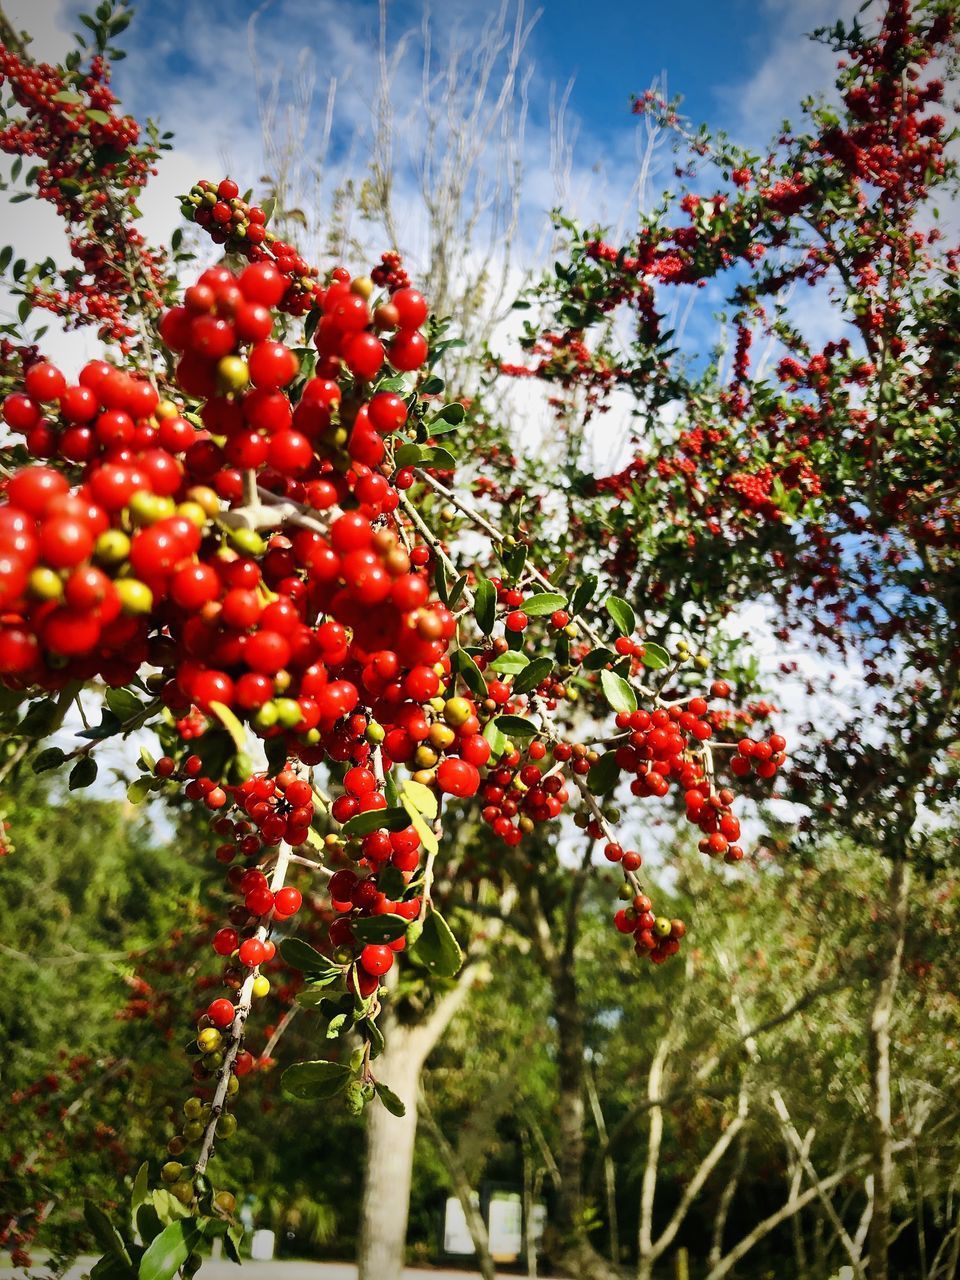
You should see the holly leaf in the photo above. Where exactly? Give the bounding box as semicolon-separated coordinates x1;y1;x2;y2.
282;1059;353;1100
279;938;341;979
582;647;618;671
571;574;598;615
69;756;98;790
105;688;143;721
523;591;567;616
452;647;487;699
394;442;423;468
138;1219;199;1280
604;595;636;637
494;714;539;738
513;656;554;695
374;1081;407;1117
474;578;496;634
413;909;463;976
641;642;670;670
341;807;410;836
587;752;620;796
33;746;66;773
600;670;637;714
490;650;529;675
349;914;409;943
418;445;457;470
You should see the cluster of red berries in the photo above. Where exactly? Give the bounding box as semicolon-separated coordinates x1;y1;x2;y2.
730;733;787;780
614;894;686;965
0;46;169;349
479;739;570;846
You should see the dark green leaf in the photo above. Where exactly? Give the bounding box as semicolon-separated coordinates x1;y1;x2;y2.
571;574;599;615
32;746;66;773
224;1223;244;1263
69;755;98;790
582;647;618;671
474;578;496;634
340;807;410;836
413;909;463;977
279;938;341;978
431;402;465;426
494;714;539;738
452;647;487;699
587;752;621;796
282;1059;352;1100
349;914;409;944
513;656;554;695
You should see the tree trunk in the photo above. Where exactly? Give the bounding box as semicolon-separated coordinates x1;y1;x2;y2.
867;856;911;1280
357;1022;423;1280
356;967;484;1280
548;949;623;1280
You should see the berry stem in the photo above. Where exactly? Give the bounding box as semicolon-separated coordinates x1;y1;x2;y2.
194;839;292;1177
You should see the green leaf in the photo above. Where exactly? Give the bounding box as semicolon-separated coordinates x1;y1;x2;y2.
494;714;539;739
138;1218;199;1280
326;1012;349;1039
400;778;439;820
413;909;463;977
600;670;637;714
0;246;12;272
131;1163;150;1218
282;1059;352;1100
430;402;466;426
86;109;111;124
32;746;66;773
451;647;487;699
361;1016;385;1058
85;1201;132;1262
404;804;438;856
224;1223;244;1264
279;938;341;978
513;656;554;695
209;700;247;753
126;776;153;806
374;1081;407;1117
641;641;670;670
341;807;409;836
418;445;457;470
490;650;529;675
52;90;84;103
394;442;423;468
474;578;496;635
604;595;636;637
350;914;409;943
105;688;143;722
587;752;621;796
523;591;567;617
377;865;405;899
571;574;599;615
69;755;98;790
483;717;509;758
582;646;618;671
